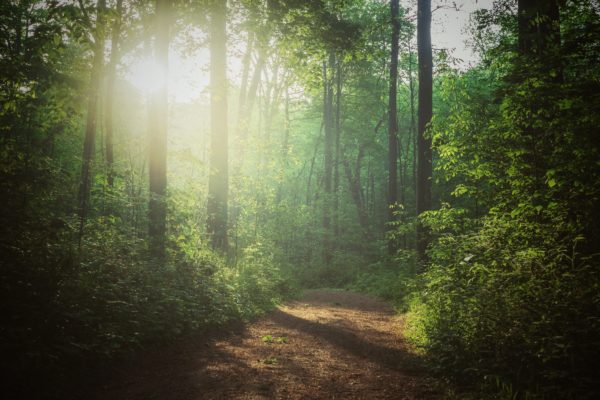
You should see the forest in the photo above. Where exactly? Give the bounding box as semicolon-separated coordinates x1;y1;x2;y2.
1;0;599;399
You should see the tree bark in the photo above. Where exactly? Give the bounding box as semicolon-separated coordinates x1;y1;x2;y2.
416;0;433;265
206;0;229;252
148;0;169;260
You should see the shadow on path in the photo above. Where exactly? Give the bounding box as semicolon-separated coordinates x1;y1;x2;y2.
270;308;425;374
90;290;441;400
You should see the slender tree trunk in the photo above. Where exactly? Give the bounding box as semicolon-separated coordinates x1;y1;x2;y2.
266;71;288;148
237;32;253;132
334;60;342;238
306;129;322;206
284;87;290;157
365;155;371;214
77;0;106;246
408;41;417;198
397;133;404;204
343;146;369;237
388;0;400;255
276;88;290;203
264;61;279;140
322;51;335;266
104;0;123;188
230;32;253;263
206;0;229;252
148;0;169;259
416;0;433;265
367;166;375;216
240;46;265;141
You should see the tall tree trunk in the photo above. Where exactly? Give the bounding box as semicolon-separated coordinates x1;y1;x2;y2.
231;32;253;263
104;0;123;188
237;32;253;133
334;60;342;238
416;0;433;264
266;70;288;145
240;46;265;141
77;0;106;246
276;87;290;203
343;146;369;237
388;0;400;255
306;129;322;206
207;0;229;252
322;51;335;266
148;0;169;259
408;41;417;198
264;61;279;140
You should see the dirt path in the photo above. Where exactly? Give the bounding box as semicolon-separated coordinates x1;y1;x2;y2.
93;290;441;399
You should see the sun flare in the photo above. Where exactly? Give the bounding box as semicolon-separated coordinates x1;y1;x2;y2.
127;58;166;94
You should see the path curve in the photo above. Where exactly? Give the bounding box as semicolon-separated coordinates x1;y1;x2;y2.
93;290;441;399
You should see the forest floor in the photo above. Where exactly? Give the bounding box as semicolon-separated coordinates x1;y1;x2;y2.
92;289;442;399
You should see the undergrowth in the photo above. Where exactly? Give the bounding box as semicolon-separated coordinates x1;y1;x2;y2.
1;216;296;399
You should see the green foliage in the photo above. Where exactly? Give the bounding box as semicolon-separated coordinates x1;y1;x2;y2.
1;208;291;397
349;262;417;311
261;334;288;344
230;241;289;316
403;3;600;399
3;1;600;400
409;212;600;399
262;356;279;365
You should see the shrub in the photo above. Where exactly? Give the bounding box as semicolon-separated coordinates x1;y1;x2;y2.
407;212;600;399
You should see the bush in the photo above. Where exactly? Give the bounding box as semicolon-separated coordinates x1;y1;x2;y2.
406;212;600;399
1;211;294;399
349;261;417;311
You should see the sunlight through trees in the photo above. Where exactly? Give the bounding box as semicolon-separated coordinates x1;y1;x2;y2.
1;1;599;399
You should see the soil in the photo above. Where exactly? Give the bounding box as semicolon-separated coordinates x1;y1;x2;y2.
92;289;442;399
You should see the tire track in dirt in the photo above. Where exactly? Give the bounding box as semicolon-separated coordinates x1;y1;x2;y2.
93;289;441;399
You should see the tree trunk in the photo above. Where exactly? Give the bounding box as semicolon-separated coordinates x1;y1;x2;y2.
240;46;265;141
343;146;369;237
104;0;123;188
306;129;322;206
237;32;253;133
276;87;290;203
206;0;229;252
388;0;400;255
77;0;106;246
334;59;342;238
416;0;433;265
322;51;335;266
408;41;417;198
148;0;169;260
264;61;279;140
